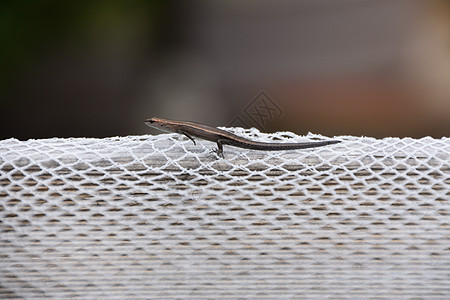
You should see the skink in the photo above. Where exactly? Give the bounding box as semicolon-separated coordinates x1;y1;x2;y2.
145;117;340;157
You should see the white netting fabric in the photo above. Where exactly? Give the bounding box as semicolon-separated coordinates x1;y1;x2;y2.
1;129;449;299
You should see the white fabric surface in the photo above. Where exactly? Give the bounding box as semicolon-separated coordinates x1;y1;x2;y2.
1;130;449;299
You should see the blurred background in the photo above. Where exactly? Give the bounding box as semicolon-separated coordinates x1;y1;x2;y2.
1;0;449;140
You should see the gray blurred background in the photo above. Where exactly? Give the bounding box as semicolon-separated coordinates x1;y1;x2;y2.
1;0;449;140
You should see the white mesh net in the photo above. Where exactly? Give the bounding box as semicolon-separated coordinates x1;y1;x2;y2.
1;129;449;299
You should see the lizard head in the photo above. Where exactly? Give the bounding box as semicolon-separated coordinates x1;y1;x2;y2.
145;117;178;133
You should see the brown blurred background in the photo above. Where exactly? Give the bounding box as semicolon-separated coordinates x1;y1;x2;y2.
1;0;449;140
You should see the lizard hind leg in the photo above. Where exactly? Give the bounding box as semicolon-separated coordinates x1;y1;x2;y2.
208;140;225;158
210;148;224;159
213;140;224;158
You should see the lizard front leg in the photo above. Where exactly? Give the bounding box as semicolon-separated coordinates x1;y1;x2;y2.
180;130;196;145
